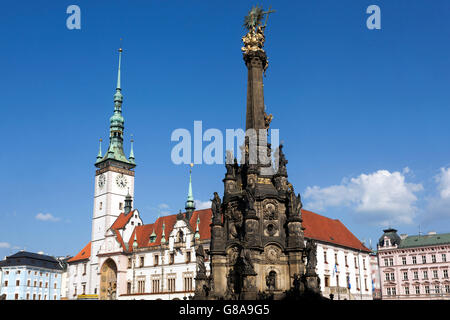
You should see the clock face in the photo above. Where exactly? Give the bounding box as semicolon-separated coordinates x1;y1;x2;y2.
115;173;128;189
98;174;106;189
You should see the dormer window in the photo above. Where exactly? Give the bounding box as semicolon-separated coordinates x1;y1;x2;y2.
176;230;184;243
149;232;156;243
385;239;391;246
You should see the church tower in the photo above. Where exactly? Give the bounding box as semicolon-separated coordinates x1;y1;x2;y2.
206;7;320;300
90;47;136;287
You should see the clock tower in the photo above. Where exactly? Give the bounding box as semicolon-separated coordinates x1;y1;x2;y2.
90;47;136;291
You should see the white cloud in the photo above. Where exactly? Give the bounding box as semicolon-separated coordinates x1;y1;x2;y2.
436;167;450;199
195;200;212;210
303;169;423;225
0;242;11;249
158;203;170;210
35;213;60;222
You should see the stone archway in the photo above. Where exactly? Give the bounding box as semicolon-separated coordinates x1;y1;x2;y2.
100;259;117;300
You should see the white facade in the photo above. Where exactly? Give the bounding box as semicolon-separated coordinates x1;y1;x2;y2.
315;242;373;300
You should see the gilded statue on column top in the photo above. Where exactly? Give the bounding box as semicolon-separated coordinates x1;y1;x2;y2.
241;6;275;72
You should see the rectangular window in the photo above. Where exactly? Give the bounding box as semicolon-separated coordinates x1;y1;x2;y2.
3;280;7;287
127;258;132;269
140;256;145;267
443;269;448;278
390;273;395;281
344;255;348;266
99;202;103;210
386;288;391;296
385;273;390;281
405;286;409;295
127;282;131;294
137;280;145;293
154;255;159;266
433;270;438;279
422;255;426;264
363;259;366;269
168;278;176;292
16;280;20;286
335;253;338;265
169;253;174;265
33;294;36;300
83;263;87;275
356;276;360;290
392;287;396;296
27;280;30;286
34;280;37;287
15;293;19;300
415;286;420;295
26;293;30;300
445;285;450;293
425;285;430;294
423;270;428;280
184;276;193;291
435;285;440;294
186;251;191;263
324;252;328;264
432;254;436;263
324;276;330;287
119;202;123;210
412;256;417;264
413;271;418;280
82;284;86;295
402;257;406;265
403;271;408;280
364;278;368;291
442;254;447;262
152;279;160;293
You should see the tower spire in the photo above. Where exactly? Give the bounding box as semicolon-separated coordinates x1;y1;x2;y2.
96;138;103;161
96;43;135;167
185;163;195;220
129;135;135;164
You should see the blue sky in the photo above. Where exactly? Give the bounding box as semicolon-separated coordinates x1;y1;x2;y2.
1;0;449;258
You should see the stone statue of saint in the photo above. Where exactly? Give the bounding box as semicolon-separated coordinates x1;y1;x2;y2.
196;245;207;276
211;192;222;224
305;239;318;274
292;273;301;292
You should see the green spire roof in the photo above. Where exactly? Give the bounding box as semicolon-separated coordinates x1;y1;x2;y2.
96;139;103;160
195;216;200;240
96;46;135;167
185;164;195;212
129;136;135;164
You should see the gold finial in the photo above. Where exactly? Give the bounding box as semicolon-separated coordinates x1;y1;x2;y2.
190;163;194;168
99;138;102;142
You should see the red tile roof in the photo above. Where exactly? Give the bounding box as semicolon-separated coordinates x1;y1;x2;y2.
302;209;370;252
68;242;91;263
110;210;135;230
127;210;212;251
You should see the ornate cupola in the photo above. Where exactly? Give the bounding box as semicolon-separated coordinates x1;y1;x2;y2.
124;189;133;214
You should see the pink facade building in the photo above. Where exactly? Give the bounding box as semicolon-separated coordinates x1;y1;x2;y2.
377;228;450;300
